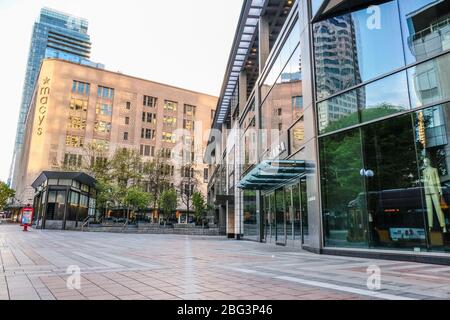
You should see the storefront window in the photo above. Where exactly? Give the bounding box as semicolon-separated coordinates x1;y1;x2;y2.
362;113;426;250
320;129;368;248
321;103;450;252
414;103;450;251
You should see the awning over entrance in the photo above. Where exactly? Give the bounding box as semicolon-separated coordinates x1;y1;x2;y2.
237;160;308;191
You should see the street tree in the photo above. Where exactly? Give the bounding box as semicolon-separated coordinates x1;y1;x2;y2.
0;182;15;211
192;192;206;225
124;187;152;223
158;189;178;226
142;151;171;214
178;163;200;218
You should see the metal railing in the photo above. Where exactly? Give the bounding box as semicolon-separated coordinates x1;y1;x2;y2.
81;216;90;231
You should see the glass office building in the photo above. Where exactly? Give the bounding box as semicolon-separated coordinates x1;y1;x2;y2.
10;7;103;185
206;0;450;263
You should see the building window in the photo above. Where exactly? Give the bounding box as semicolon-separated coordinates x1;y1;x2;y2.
66;135;84;148
125;117;130;125
211;109;216;120
144;95;157;107
72;81;90;96
204;168;209;183
184;104;196;116
94;121;112;133
67;116;86;130
96;103;113;116
97;86;114;99
64;154;82;167
183;119;194;131
161;148;172;159
92;139;109;151
70;98;88;112
126;101;131;110
163;116;177;127
164;100;178;112
162;132;176;143
124;132;129;141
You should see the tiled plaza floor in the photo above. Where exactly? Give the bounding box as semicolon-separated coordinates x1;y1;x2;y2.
1;223;450;300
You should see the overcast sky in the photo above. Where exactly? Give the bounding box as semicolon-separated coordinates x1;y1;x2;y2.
0;0;242;182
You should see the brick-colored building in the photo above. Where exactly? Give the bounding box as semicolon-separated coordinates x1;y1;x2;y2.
12;59;217;214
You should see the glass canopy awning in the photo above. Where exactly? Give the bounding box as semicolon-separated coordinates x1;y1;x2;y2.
237;160;308;191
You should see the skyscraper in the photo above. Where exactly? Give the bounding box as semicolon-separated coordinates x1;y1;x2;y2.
10;7;103;185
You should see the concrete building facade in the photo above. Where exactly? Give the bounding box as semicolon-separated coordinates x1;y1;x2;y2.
13;59;217;216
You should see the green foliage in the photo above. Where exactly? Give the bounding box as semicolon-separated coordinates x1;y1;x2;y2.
142;153;171;210
0;182;15;210
322;104;402;135
110;148;142;189
124;187;151;211
192;192;206;223
95;179;120;211
158;189;178;221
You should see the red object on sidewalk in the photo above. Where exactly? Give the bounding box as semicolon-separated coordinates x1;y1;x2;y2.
20;207;34;232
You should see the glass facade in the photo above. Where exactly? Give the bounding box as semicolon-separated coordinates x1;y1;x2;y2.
315;0;450;253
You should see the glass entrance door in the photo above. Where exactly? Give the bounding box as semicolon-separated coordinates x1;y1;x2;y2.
300;177;309;245
275;188;286;245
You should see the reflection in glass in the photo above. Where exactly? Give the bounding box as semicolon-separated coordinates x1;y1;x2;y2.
414;103;450;250
320;129;368;248
314;1;404;100
290;118;305;152
399;0;450;64
362;114;426;250
275;189;286;244
261;47;302;157
318;90;359;134
409;52;450;108
319;70;412;134
359;71;410;123
243;190;258;240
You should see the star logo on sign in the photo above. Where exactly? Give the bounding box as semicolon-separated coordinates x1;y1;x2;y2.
43;77;51;85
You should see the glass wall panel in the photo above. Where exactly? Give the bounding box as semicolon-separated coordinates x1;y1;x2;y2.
414;103;450;251
318;70;411;134
409;52;450;108
362;113;427;250
275;189;286;244
318;90;359;134
399;0;450;64
243;190;258;240
359;71;410;123
314;1;404;100
261;47;302;157
290;118;305;153
320;128;368;248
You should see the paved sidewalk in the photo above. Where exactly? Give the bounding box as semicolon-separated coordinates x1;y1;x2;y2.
0;224;449;300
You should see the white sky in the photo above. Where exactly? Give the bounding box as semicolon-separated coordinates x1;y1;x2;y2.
0;0;242;182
